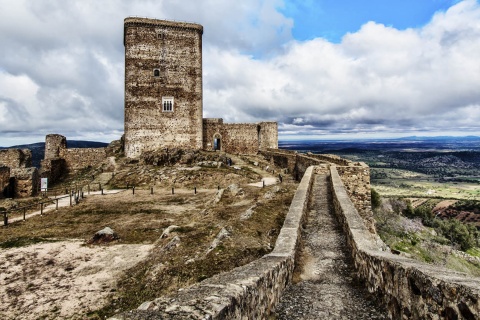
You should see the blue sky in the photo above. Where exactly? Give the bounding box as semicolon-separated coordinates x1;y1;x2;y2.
0;0;479;146
282;0;461;42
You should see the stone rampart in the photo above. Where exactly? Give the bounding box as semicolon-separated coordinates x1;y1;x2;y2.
330;166;480;319
10;167;39;198
61;148;107;171
0;166;10;199
110;166;317;320
261;149;374;231
0;149;32;168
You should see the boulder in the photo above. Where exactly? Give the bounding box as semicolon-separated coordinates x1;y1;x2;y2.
87;227;119;244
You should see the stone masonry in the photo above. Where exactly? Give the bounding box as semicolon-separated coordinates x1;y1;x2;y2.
123;18;278;158
203;119;278;154
0;166;11;199
41;134;107;183
0;149;37;198
0;149;32;168
124;18;204;158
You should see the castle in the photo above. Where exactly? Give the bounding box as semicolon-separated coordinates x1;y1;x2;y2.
123;17;278;158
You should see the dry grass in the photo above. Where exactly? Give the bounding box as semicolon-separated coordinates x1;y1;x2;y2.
0;154;297;318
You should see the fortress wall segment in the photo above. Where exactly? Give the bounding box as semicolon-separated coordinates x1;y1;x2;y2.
110;167;316;320
0;149;32;168
61;148;107;171
0;166;10;199
10;167;39;198
44;134;67;160
330;166;480;319
202;118;223;151
258;122;278;150
221;123;259;154
124;18;203;158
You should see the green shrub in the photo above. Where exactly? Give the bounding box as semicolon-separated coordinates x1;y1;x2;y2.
371;188;381;210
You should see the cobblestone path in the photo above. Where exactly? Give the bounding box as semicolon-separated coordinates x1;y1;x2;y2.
274;174;388;319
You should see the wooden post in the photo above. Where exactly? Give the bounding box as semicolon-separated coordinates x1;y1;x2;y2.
23;207;26;220
3;211;7;226
101;188;104;195
70;191;72;207
194;187;197;194
88;184;90;195
172;187;174;195
40;203;43;215
132;186;135;195
151;187;153;195
56;199;59;210
263;180;265;188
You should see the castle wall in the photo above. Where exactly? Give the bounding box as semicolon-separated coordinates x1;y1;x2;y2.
0;167;10;199
44;134;67;160
61;148;107;171
10;167;39;198
330;166;480;319
202;120;279;154
40;134;107;183
0;149;32;168
258;122;278;150
124;18;203;158
221;123;259;154
202;118;223;150
260;149;375;232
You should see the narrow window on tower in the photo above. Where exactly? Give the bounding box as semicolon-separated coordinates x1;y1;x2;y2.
162;97;174;112
153;69;160;77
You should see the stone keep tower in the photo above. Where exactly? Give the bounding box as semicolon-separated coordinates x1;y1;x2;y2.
124;18;203;158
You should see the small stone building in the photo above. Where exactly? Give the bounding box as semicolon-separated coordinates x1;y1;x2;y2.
123;17;278;158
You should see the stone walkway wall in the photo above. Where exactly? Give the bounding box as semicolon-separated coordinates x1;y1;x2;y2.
330;165;480;319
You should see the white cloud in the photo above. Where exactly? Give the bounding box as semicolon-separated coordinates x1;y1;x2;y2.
0;0;479;145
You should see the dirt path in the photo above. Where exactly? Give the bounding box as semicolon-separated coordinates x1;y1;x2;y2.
0;240;153;319
7;190;126;224
274;174;388;319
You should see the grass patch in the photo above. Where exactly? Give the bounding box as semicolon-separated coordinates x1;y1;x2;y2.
0;237;59;249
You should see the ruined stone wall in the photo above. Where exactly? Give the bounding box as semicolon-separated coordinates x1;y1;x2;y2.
111;166;316;320
40;158;67;183
203;120;279;154
221;123;259;154
0;167;10;199
0;149;32;168
260;149;374;232
124;18;203;158
202;118;223;151
258;122;278;150
10;167;39;198
336;164;374;233
61;148;107;171
44;134;67;160
330;166;480;320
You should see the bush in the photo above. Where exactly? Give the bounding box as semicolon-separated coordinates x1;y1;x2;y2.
371;188;381;210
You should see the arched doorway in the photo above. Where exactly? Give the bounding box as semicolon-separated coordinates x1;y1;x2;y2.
213;133;222;151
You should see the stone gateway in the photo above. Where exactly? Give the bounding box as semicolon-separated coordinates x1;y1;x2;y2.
123;17;278;158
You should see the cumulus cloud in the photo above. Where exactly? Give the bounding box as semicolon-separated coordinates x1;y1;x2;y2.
0;0;479;145
205;0;480;137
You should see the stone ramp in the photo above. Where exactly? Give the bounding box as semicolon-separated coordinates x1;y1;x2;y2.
273;174;388;319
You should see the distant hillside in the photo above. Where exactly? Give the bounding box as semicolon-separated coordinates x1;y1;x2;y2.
0;141;109;168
